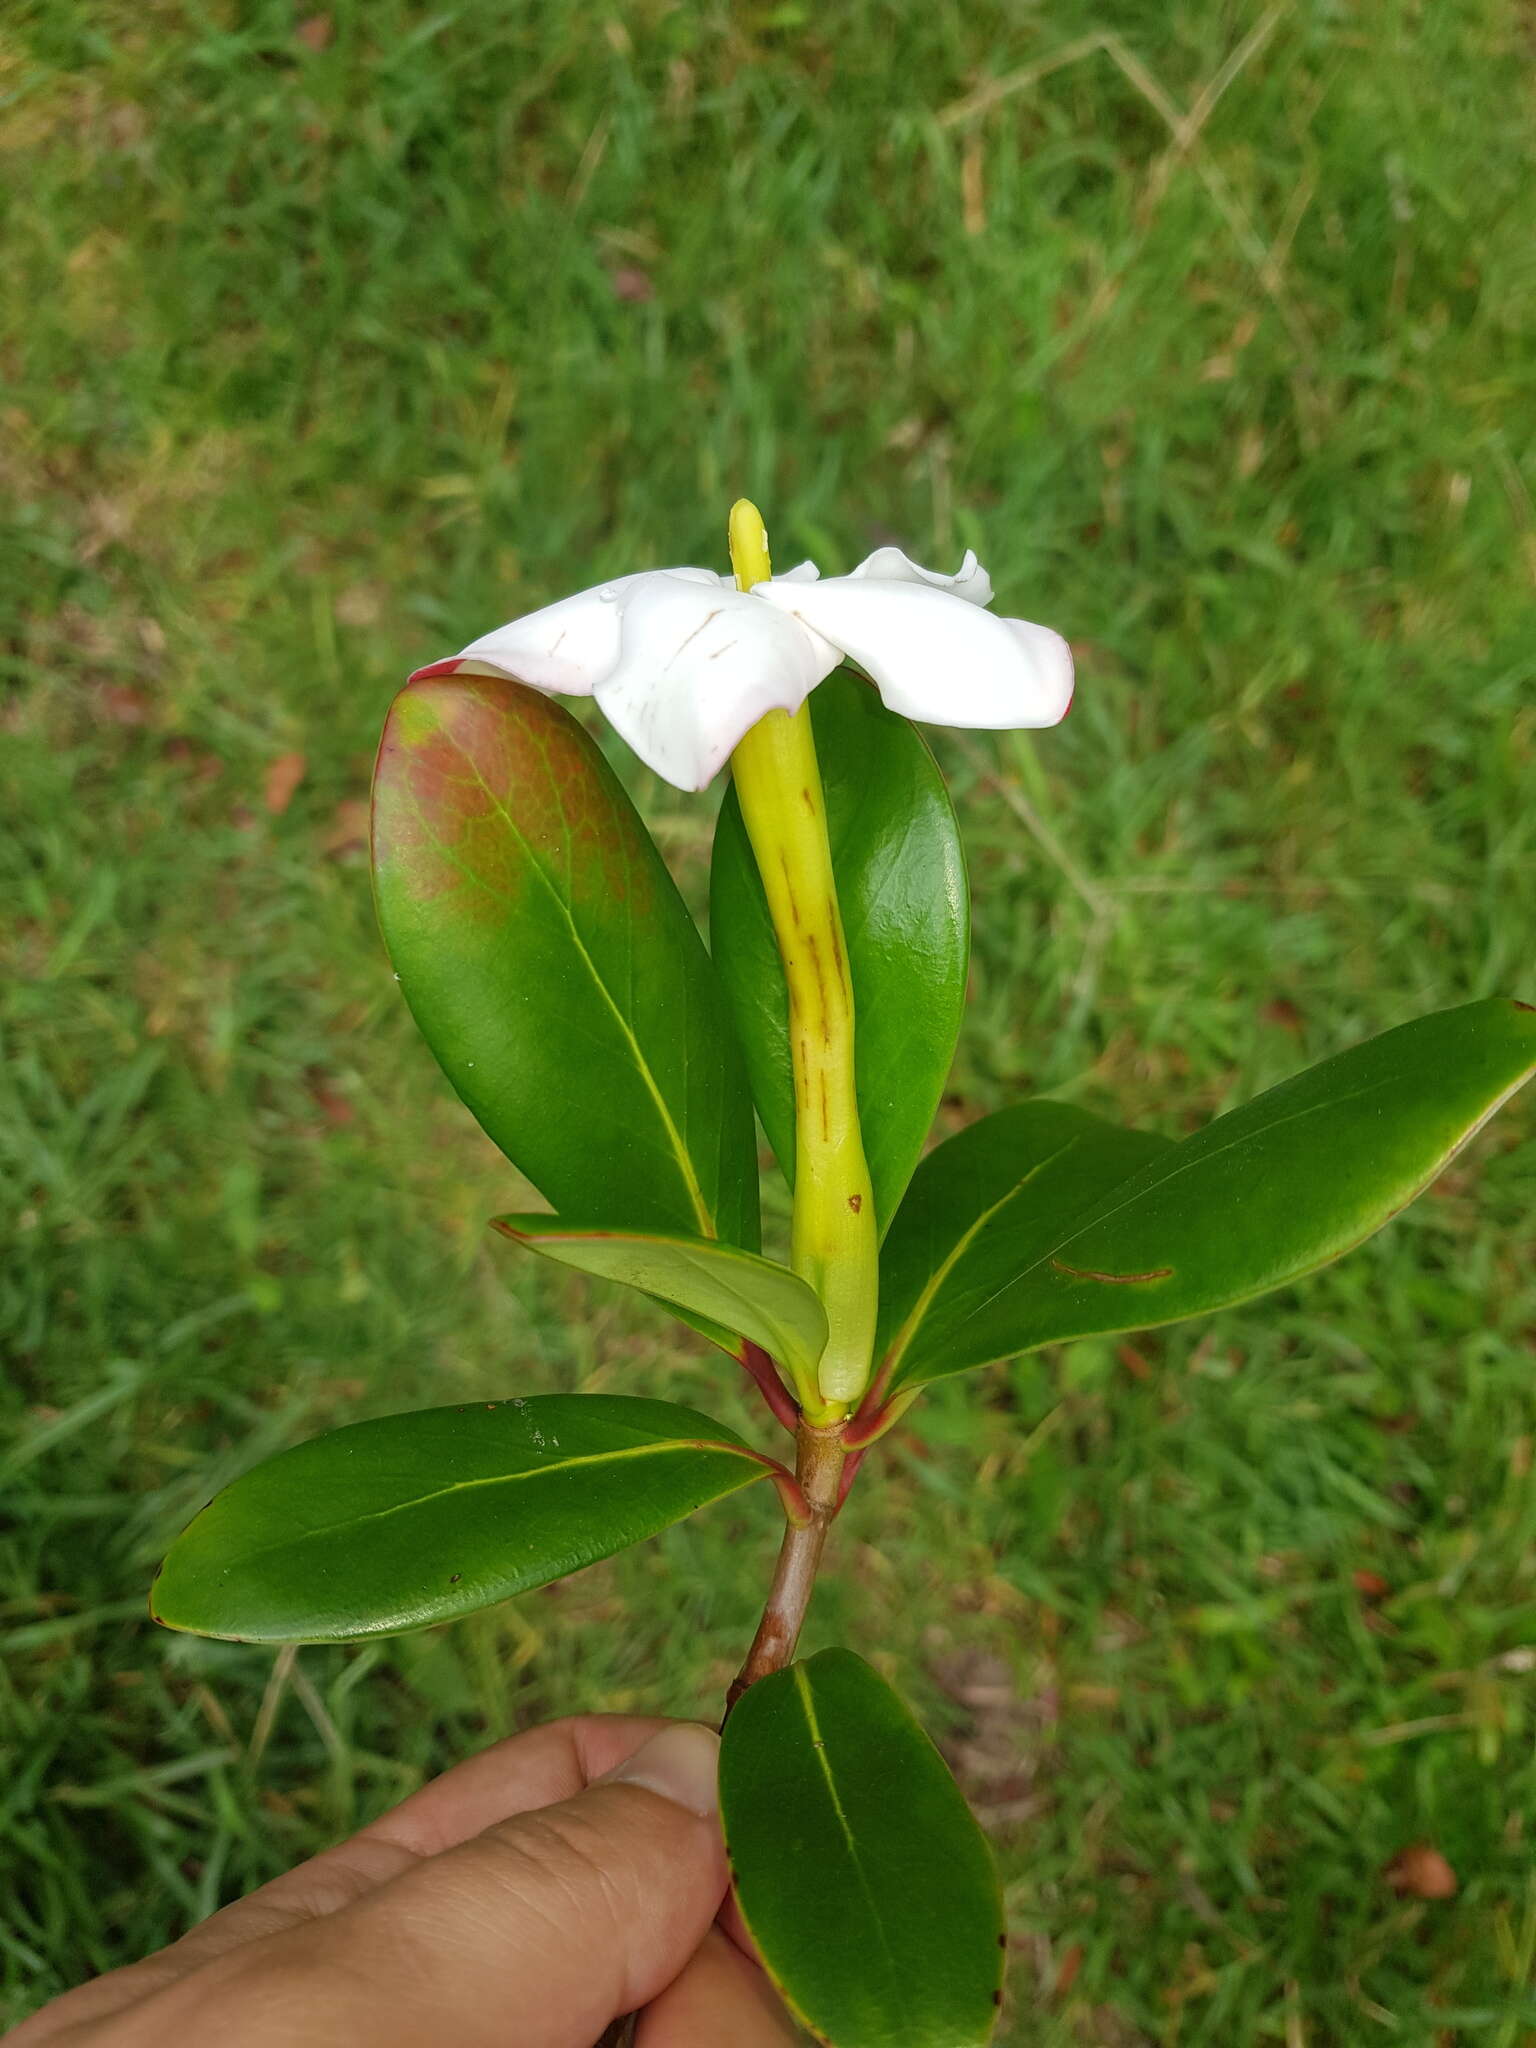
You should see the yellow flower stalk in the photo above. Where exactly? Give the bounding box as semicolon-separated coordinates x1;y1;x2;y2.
724;499;879;1417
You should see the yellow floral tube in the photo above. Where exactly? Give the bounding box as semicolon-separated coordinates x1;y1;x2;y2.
725;500;878;1416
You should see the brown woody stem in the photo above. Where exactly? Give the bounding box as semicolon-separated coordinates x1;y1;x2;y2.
725;1419;847;1717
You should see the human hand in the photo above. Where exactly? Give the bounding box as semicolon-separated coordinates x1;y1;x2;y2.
14;1715;796;2047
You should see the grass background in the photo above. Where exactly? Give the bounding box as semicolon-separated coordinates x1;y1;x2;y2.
3;0;1535;2038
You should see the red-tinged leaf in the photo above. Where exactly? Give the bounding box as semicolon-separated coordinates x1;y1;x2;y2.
372;675;758;1245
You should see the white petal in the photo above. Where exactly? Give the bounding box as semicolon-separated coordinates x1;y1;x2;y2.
594;573;838;790
755;576;1074;730
843;545;992;607
415;568;726;696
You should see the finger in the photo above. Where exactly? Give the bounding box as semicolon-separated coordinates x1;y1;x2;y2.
10;1716;673;2043
637;1927;799;2048
145;1722;730;2048
190;1712;673;1947
184;1713;677;1961
363;1714;675;1857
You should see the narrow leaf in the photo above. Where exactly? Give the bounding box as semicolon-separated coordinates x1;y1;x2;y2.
152;1396;771;1643
373;674;758;1245
711;670;968;1229
885;998;1536;1391
721;1648;1004;2048
493;1216;828;1388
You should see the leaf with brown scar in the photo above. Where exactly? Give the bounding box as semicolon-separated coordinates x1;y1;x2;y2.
1050;1259;1173;1285
878;1000;1536;1392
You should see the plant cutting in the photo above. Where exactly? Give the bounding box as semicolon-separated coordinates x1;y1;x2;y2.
153;499;1536;2048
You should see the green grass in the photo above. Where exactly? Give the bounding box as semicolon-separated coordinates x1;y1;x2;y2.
3;0;1535;2039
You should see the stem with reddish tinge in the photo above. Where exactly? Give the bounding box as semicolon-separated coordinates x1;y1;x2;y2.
725;1421;847;1715
844;1383;918;1450
739;1340;801;1434
834;1445;867;1511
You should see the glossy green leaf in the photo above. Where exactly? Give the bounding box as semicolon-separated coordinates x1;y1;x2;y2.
152;1396;772;1643
883;998;1536;1391
877;1101;1173;1389
374;674;758;1246
721;1648;1004;2048
711;670;968;1230
492;1216;828;1387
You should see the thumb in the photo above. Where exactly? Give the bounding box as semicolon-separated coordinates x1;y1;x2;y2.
201;1723;729;2048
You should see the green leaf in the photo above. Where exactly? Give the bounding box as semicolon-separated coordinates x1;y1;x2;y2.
151;1396;772;1643
492;1216;828;1388
711;670;968;1231
882;998;1536;1391
877;1101;1173;1390
720;1648;1003;2048
373;674;758;1246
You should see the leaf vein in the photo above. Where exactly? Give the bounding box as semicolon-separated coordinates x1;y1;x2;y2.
791;1665;903;1986
217;1438;751;1570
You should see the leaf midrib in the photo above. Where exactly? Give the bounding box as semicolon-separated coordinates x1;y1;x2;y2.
790;1666;904;1998
208;1437;754;1572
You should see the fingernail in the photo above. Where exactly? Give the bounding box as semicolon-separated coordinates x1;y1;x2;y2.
606;1723;720;1819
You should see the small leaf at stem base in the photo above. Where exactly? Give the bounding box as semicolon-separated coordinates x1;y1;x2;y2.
492;1216;826;1396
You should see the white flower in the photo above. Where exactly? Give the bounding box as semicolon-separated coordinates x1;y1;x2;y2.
410;545;1074;792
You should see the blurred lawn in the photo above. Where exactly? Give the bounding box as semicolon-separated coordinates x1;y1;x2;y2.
3;1;1535;2039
